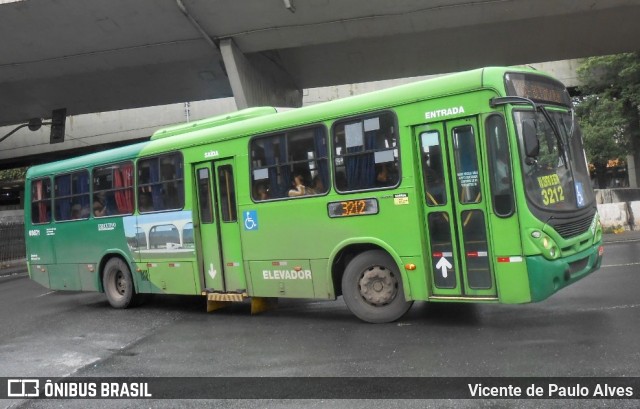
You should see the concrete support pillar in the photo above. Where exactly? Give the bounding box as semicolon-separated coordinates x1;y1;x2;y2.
220;38;302;109
627;154;639;188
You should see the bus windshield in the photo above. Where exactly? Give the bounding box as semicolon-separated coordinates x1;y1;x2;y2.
514;108;594;212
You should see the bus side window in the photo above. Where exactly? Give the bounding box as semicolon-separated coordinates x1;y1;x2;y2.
137;153;184;212
93;161;134;217
217;165;237;222
452;126;481;204
31;178;52;224
332;112;399;192
486;115;514;217
54;171;90;221
250;126;329;201
420;131;447;206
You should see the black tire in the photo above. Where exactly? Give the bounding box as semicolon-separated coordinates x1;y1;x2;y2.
341;250;413;323
102;258;136;309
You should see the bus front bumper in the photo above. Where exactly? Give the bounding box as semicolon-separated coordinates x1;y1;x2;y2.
526;241;603;302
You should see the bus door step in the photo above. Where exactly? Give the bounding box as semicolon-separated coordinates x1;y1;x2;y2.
201;291;278;315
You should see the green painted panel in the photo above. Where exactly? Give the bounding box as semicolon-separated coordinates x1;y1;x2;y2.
249;260;314;298
25;226;56;265
493;261;530;303
310;259;331;299
526;242;601;303
400;256;427;301
28;264;50;289
147;262;197;295
47;264;81;291
131;261;152;294
78;264;99;291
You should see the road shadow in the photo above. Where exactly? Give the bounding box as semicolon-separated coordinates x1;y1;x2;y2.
408;301;482;326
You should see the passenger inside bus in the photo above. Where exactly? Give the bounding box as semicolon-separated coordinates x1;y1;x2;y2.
138;193;154;212
255;183;269;200
288;173;309;197
71;204;83;219
309;174;324;195
375;163;397;187
93;193;107;217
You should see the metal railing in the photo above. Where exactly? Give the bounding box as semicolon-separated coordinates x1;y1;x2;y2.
0;221;25;267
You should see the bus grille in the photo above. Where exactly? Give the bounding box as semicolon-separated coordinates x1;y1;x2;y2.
552;215;594;239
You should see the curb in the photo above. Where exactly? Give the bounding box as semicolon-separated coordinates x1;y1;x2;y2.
0;262;27;278
0;270;27;279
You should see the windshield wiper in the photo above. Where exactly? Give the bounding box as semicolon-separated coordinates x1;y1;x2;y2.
491;97;568;169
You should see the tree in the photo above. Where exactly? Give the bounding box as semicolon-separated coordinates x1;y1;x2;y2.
575;96;629;188
0;167;27;182
576;53;640;188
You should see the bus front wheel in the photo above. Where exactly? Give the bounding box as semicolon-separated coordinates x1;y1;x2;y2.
103;258;136;309
341;250;413;323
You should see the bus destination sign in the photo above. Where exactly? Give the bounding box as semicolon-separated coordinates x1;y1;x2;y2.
505;73;571;107
328;198;379;218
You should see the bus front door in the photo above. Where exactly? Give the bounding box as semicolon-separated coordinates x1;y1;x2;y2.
193;159;246;293
416;118;497;299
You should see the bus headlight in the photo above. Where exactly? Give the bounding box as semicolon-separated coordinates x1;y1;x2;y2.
530;231;560;260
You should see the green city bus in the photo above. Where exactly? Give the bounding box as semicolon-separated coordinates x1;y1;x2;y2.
24;66;604;323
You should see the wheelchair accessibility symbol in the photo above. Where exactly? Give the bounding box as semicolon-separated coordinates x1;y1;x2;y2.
244;210;258;231
575;182;585;207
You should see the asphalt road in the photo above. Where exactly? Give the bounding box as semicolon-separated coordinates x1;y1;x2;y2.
1;239;639;408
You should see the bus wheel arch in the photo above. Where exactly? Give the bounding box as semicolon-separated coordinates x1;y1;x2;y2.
100;255;139;309
331;243;381;297
332;245;413;323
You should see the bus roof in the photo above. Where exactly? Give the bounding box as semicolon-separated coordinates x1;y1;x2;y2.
27;66;548;179
26;142;148;179
150;106;278;140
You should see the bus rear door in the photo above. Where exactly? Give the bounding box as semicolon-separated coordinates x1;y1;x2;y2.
415;117;497;299
193;159;246;293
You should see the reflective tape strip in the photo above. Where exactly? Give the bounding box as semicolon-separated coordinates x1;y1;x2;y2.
432;252;453;257
497;256;523;263
467;251;488;258
272;261;288;266
147;263;157;267
168;263;181;268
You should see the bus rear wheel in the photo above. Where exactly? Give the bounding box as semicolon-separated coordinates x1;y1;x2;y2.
103;258;136;309
341;250;413;323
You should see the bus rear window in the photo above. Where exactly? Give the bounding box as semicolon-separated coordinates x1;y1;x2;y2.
332;112;399;192
137;153;184;212
31;178;51;224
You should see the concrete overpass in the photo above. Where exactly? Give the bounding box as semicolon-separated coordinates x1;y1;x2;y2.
2;0;639;127
0;59;582;168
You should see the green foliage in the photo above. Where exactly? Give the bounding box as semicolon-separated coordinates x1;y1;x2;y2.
578;53;640;108
575;96;629;165
0;167;27;182
576;53;640;168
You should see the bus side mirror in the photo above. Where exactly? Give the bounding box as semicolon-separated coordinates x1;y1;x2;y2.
523;119;539;158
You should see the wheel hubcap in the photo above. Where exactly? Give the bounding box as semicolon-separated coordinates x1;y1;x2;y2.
115;271;126;296
358;266;397;306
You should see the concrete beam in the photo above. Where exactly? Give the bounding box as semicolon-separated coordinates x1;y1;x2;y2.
529;59;583;88
220;39;302;109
